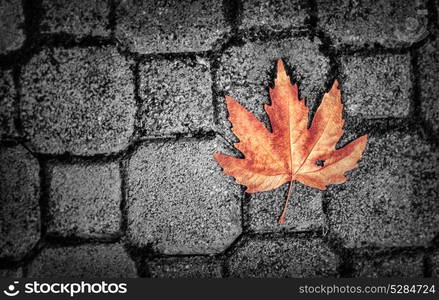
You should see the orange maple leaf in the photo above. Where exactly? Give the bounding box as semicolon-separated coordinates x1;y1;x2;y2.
214;59;368;224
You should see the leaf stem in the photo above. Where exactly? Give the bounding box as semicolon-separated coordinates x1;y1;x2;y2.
278;180;294;224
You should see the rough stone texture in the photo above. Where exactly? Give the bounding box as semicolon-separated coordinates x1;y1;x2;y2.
138;57;213;137
317;0;429;49
328;131;439;248
0;268;23;278
0;0;437;279
20;46;135;155
148;257;222;278
340;54;412;118
127;138;242;255
248;182;325;233
228;237;339;277
115;0;230;54
0;145;40;260
433;250;439;277
217;38;330;140
0;69;17;140
41;0;110;37
0;0;25;54
27;244;137;278
353;252;424;277
47;162;122;238
240;0;309;32
418;38;439;133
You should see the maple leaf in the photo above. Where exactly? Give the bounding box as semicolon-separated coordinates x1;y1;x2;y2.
214;59;368;224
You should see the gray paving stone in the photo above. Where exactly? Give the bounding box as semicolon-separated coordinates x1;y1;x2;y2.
228;237;339;277
20;46;135;155
126;138;242;255
0;69;17;140
317;0;428;49
0;145;40;260
0;0;25;54
240;0;309;32
340;54;412;118
0;268;23;278
47;161;122;238
328;131;439;248
433;250;439;277
148;257;222;278
27;243;137;278
217;38;330;141
115;0;230;54
418;38;439;133
248;182;325;233
138;57;213;137
41;0;110;37
353;252;424;277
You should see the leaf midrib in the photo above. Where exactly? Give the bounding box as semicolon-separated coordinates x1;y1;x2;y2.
290;109;333;178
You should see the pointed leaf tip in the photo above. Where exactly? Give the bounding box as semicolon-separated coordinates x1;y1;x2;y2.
276;58;288;81
224;95;237;108
277;58;285;72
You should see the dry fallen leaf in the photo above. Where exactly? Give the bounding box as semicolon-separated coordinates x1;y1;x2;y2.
214;59;368;224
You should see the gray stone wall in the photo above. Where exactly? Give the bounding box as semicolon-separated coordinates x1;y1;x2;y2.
0;0;438;278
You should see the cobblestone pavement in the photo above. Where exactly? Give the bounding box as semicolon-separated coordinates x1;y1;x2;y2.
0;0;438;278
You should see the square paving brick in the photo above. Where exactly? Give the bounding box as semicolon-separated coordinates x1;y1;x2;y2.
20;46;136;155
138;57;213;137
228;237;339;277
126;137;242;255
340;54;412;118
148;257;222;278
0;69;17;140
27;244;137;278
115;0;230;54
47;161;122;238
418;38;439;133
353;252;424;277
41;0;110;37
248;182;325;233
0;145;40;260
317;0;429;49
217;38;330;141
0;0;25;54
240;0;309;32
328;131;439;248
